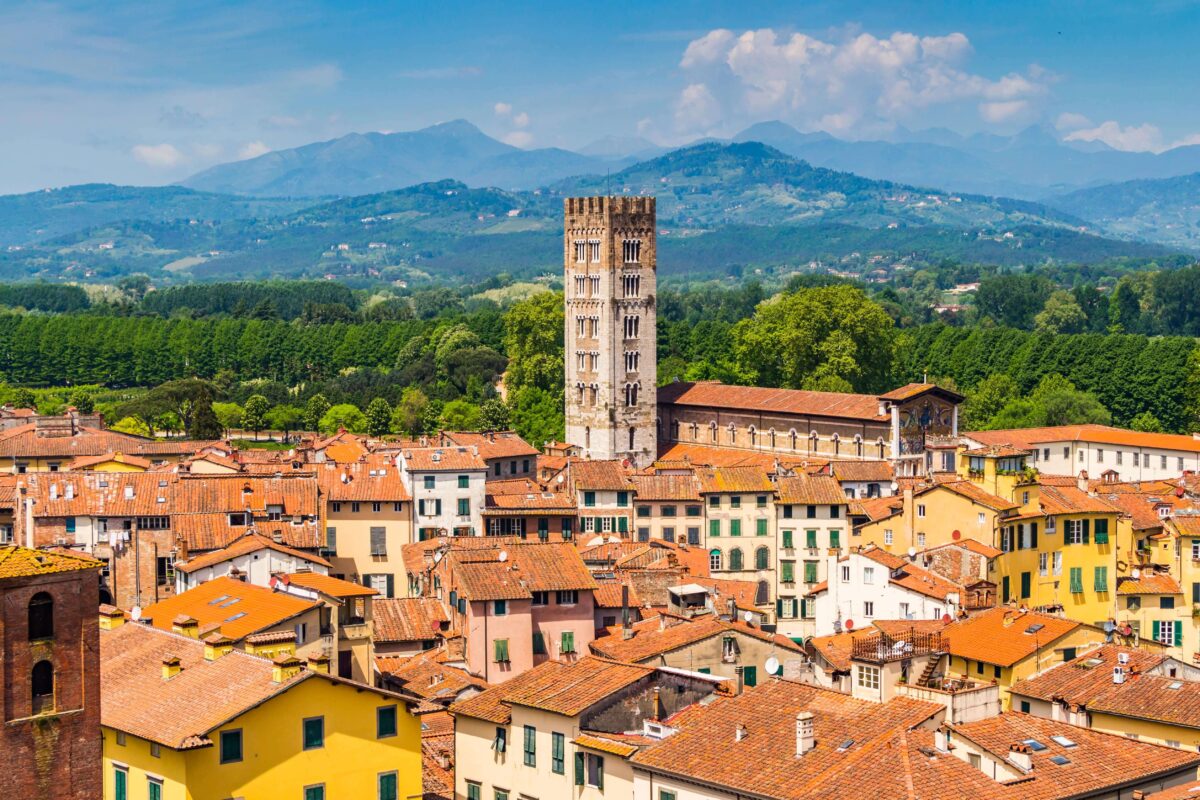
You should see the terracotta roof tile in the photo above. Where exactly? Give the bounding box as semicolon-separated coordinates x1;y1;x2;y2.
441;431;539;461
69;451;153;470
0;424;215;459
967;424;1200;454
1116;571;1183;595
501;656;653;715
829;460;895;483
1037;483;1122;516
175;532;330;574
378;652;487;702
654;442;822;471
568;459;635;491
943;607;1083;667
141;576;319;641
0;544;101;580
934;480;1020;512
402;446;487;472
695;466;774;494
278;571;378;598
774;473;845;505
374;598;452;643
659;381;888;422
589;614;802;663
318;458;410;502
451;660;572;723
630;474;701;501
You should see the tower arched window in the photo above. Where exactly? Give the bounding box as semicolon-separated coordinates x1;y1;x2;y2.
769;428;777;449
729;548;744;571
28;592;53;641
855;435;864;458
31;660;53;714
832;433;841;456
691;423;699;441
809;431;819;452
748;426;757;447
709;549;723;572
755;546;770;570
728;423;737;445
671;419;680;439
790;429;798;450
629;427;636;451
877;438;886;459
710;422;718;443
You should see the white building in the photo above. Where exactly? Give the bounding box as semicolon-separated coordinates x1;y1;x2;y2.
398;446;487;538
964;424;1200;482
174;532;331;592
809;546;961;637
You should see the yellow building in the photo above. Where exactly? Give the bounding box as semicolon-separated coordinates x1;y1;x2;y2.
319;458;413;597
941;606;1112;708
854;479;1017;556
1010;644;1200;749
992;477;1123;626
69;452;152;472
100;613;420;800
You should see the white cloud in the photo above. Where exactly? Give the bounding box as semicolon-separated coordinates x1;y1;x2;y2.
286;63;343;90
238;140;271;160
1064;120;1164;152
673;27;1050;136
1055;111;1093;132
979;100;1030;123
502;131;533;147
1168;133;1200;149
494;102;513;117
512;111;530;128
131;143;184;168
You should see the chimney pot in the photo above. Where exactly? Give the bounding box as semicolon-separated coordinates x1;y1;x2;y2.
735;723;748;743
796;711;815;756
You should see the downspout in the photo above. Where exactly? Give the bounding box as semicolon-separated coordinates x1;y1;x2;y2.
483;599;489;684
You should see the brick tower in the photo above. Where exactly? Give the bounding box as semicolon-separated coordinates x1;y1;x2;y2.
563;196;657;465
0;545;102;799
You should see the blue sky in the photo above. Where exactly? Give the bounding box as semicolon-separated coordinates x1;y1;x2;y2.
1;0;1199;192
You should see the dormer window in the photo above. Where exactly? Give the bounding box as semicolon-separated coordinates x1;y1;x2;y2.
229;512;248;526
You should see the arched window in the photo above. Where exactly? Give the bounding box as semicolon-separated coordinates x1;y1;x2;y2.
727;423;737;445
769;429;776;449
755;546;769;570
691;422;699;441
585;426;591;449
832;433;841;456
755;580;770;605
709;549;722;572
28;592;53;641
748;426;757;447
809;431;819;452
877;438;886;459
629;427;636;451
31;660;53;714
790;429;798;450
729;548;744;571
854;434;864;458
710;422;718;443
671;419;680;439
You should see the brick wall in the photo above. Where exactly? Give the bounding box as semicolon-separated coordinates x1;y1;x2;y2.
0;569;101;799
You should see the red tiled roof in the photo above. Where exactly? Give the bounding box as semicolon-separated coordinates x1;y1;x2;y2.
967;424;1200;454
828;460;895;483
589;614;802;663
659;381;887;421
175;532;331;574
568;459;635;491
374;598;452;643
318;458;410;501
0;424;214;458
943;607;1083;667
934;480;1020;512
630;474;701;501
775;473;846;504
441;431;539;461
278;571;378;598
1116;571;1182;595
141;575;319;641
402;447;486;472
1037;483;1122;516
0;544;101;580
695;466;774;494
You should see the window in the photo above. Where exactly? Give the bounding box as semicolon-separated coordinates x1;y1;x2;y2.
730;519;742;537
755;546;769;569
378;771;399;800
841;565;851;582
729;548;744;570
377;705;398;738
756;518;768;536
584;491;596;508
552;732;565;774
457;498;470;516
782;529;794;548
533;632;546;655
1039;552;1048;576
468;783;482;800
804;561;818;584
864;601;875;617
1161;596;1176;609
710;519;721;537
581;753;604;789
731;496;741;509
856;664;880;690
917;504;926;518
617;491;629;508
148;778;163;800
494;600;508;616
557;590;578;605
687;526;700;545
561;631;576;654
830;530;841;550
494;638;510;662
1094;566;1108;592
28;592;53;640
304;786;325;800
31;659;53;714
660;792;677;800
1069;567;1083;594
662;505;677;518
782;561;795;583
806;505;817;519
884;529;893;545
1053;552;1063;576
709;549;722;571
370;526;387;557
114;767;128;800
303;717;325;750
531;591;548;606
1154;620;1181;647
220;729;243;763
494;726;508;752
524;725;537;766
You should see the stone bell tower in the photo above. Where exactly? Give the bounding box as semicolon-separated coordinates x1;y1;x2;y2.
563;196;657;465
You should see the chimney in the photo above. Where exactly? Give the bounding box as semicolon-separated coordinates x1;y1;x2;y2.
203;632;234;661
1077;470;1088;493
98;605;125;630
934;727;949;752
650;687;663;722
735;723;748;743
272;653;304;683
172;615;200;638
1008;743;1033;772
306;653;330;674
795;711;815;756
727;597;737;621
735;665;745;694
622;584;631;633
161;655;182;681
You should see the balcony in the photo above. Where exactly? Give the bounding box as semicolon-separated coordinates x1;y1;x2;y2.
896;679;999;723
339;621;371;641
850;629;944;664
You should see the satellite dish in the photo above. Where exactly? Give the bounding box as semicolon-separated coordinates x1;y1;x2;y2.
1132;568;1141;580
907;547;917;558
556;474;564;483
952;530;961;540
130;606;142;621
432;551;444;565
845;619;855;630
941;613;952;623
890;481;899;492
743;610;754;623
498;551;508;563
765;656;781;675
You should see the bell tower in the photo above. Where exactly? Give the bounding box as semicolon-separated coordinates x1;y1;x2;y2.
563;196;657;465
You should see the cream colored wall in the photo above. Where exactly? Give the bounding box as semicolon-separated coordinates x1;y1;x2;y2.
633;500;703;545
704;492;775;608
326;503;411;593
777;503;845;639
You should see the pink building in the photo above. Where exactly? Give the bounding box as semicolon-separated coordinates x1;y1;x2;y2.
445;542;597;683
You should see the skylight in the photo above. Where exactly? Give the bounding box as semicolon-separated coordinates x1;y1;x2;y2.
1081;658;1104;669
207;594;230;605
1050;736;1076;748
1022;739;1047;752
1169;681;1184;690
219;597;241;607
1049;756;1071;766
836;739;855;752
225;612;247;622
1025;623;1045;634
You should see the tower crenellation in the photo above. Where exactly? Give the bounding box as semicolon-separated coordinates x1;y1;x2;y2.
563;196;657;465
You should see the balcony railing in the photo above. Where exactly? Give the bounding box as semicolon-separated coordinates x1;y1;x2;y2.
339;622;371;641
850;628;945;664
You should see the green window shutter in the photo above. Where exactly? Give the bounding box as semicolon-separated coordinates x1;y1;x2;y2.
385;574;395;599
782;562;795;582
756;518;768;536
596;756;604;789
1193;583;1200;605
782;530;793;548
1069;567;1083;594
1002;575;1010;603
710;519;721;537
562;631;575;653
617;516;628;533
495;639;509;662
575;752;585;786
804;561;818;584
1081;519;1090;544
1029;522;1038;549
1094;519;1109;544
1153;620;1161;641
830;530;840;550
1176;620;1184;645
743;666;757;687
380;773;398;800
1094;566;1107;592
731;519;741;536
806;529;817;549
552;732;565;774
532;632;546;655
524;725;537;767
114;769;127;800
1020;572;1030;599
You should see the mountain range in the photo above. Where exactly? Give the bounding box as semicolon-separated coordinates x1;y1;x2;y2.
0;141;1171;286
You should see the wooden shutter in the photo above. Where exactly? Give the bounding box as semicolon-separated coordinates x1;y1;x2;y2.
370;527;386;556
1081;519;1090;544
1176;620;1184;646
575;752;585;786
1029;522;1038;549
